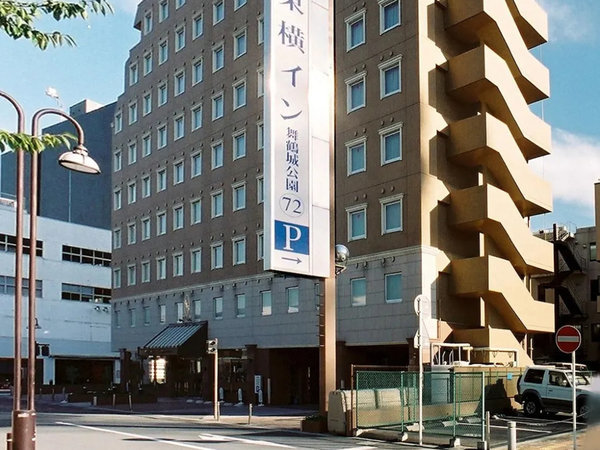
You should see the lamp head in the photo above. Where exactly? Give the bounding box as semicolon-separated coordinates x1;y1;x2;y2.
58;144;101;174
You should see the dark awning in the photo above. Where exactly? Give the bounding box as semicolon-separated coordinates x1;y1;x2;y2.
139;321;207;358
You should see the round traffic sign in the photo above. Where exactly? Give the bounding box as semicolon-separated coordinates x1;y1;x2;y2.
556;325;581;353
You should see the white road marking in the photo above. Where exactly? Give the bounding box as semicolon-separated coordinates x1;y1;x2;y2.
55;421;213;449
489;424;551;434
198;433;295;448
338;447;377;450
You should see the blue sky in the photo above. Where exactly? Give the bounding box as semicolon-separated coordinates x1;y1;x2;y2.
0;0;598;232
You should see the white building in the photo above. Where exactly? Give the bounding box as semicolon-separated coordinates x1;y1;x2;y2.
0;201;117;386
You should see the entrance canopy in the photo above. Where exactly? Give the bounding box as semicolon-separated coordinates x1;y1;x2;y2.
139;321;207;358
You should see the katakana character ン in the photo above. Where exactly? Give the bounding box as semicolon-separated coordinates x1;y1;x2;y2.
278;21;305;53
280;98;302;120
282;66;302;87
280;0;303;14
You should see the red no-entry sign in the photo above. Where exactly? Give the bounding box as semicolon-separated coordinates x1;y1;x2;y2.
556;325;582;353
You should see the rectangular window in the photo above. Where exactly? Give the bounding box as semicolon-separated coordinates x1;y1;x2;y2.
351;278;366;306
157;124;167;149
235;294;246;317
347;205;367;240
191;152;202;177
380;56;402;98
143;11;153;35
212;43;224;72
174;70;185;96
346;74;366;112
129;62;138;86
127;264;136;286
175;26;185;52
114;111;122;133
113;228;121;249
159;39;168;64
257;16;264;44
173;205;184;230
127;222;136;245
127;182;136;204
113;268;121;288
158;82;168;106
257;231;264;260
287;286;299;313
191;199;202;224
591;279;599;302
234;29;247;58
211;242;223;269
211;191;223;217
191;104;203;130
193;14;204;39
233;236;246;265
233;131;246;159
176;0;186;9
62;245;111;267
129;309;136;327
141;217;151;240
590;242;597;261
592;324;600;342
156;211;167;235
113;149;122;172
234;0;247;10
160;304;166;323
211;141;224;169
143;92;152;116
213;0;224;24
233;80;247;110
257;69;264;97
142;133;152;157
192;59;203;85
176;302;184;321
261;290;272;316
257;122;264;151
157;169;167;191
232;183;246;211
173;253;184;277
212;92;224;120
127;142;137;165
143;306;150;325
143;52;153;75
380;124;403;164
385;272;402;303
158;0;169;22
128;102;138;124
173;160;184;184
347;138;366;175
141;261;150;283
191;248;202;273
113;189;122;211
142;175;151;198
194;300;202;320
214;296;223;319
380;0;401;33
156;257;166;280
381;195;403;233
256;176;264;204
346;11;365;50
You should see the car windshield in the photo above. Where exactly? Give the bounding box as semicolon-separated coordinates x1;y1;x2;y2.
565;372;591;386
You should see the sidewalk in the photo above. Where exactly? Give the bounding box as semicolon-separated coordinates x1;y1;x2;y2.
517;425;599;450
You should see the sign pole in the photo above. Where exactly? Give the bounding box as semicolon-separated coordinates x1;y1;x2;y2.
555;325;581;450
418;296;423;447
572;350;576;450
214;348;219;421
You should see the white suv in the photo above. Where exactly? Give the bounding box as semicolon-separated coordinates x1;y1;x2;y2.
516;365;592;417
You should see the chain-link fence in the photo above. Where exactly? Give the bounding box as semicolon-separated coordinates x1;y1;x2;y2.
354;369;485;440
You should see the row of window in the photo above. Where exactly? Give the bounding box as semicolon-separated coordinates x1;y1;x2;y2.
62;245;111;267
345;0;402;51
347;194;404;241
350;272;402;306
0;275;42;298
345;57;402;113
113;233;264;287
113;121;264;173
61;283;111;304
0;233;43;256
345;124;403;174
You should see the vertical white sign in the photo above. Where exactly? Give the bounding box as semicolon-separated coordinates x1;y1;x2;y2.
264;0;332;278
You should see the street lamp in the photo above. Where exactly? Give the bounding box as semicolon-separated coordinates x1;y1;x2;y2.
0;92;100;450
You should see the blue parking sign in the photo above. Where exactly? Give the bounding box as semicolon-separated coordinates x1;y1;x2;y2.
274;220;309;255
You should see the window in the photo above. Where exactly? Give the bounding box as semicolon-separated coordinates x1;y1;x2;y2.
127;265;136;286
173;253;184;277
346;74;365;112
257;122;264;151
236;294;246;317
234;0;247;10
233;131;246;159
346;11;365;50
211;141;224;168
62;245;111;267
191;151;202;177
234;29;247;58
156;257;166;280
143;92;152;116
287;286;299;313
257;231;264;260
176;0;186;9
143;11;153;34
191;199;202;224
158;82;168;106
175;26;185;51
232;183;246;211
212;43;224;72
211;242;223;269
173;115;185;140
233;80;247;109
61;283;109;303
157;124;167;149
143;52;153;75
115;310;121;328
192;59;203;85
233;236;246;265
141;217;151;240
127;142;137;165
194;300;202;320
128;102;138;124
114;111;122;133
261;290;272;316
380;124;403;164
592;324;600;342
191;104;203;130
159;39;168;64
157;169;167;191
193;14;204;39
143;306;150;325
351;278;366;306
173;205;184;230
256;176;264;204
380;56;402;97
211;190;223;217
113;268;121;289
591;279;599;302
160;304;166;323
156;211;167;235
127;181;136;204
385;272;402;303
113;149;122;172
113;228;122;249
141;261;150;283
257;69;264;97
158;0;169;21
173;160;184;184
113;189;122;210
523;369;545;384
142;175;151;198
214;296;223;319
129;309;136;327
381;195;403;233
191;248;202;273
212;92;224;120
590;242;597;261
142;133;152;157
129;62;139;86
176;301;183;320
127;222;136;245
347;205;367;240
257;16;264;44
380;0;401;33
213;0;224;24
174;70;185;96
347;138;366;175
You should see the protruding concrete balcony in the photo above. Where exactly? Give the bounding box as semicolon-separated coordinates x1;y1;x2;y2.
446;0;549;103
450;184;553;274
452;255;554;334
447;45;551;160
449;113;552;216
506;0;548;49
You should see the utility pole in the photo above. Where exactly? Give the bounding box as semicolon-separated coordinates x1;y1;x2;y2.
207;339;219;420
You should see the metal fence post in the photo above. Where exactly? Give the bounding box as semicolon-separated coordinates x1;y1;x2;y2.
481;372;485;441
452;372;457;440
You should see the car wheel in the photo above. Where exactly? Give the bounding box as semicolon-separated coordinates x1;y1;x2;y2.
577;401;589;420
523;396;540;417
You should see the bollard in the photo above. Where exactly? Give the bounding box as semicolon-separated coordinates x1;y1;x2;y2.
248;403;253;424
51;387;55;401
92;395;97;406
62;386;66;402
112;393;116;407
6;432;12;450
128;393;133;412
217;401;221;421
507;421;517;450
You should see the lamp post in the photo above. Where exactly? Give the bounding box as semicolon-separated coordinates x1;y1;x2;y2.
0;92;100;450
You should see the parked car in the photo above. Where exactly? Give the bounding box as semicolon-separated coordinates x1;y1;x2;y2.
516;365;593;417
